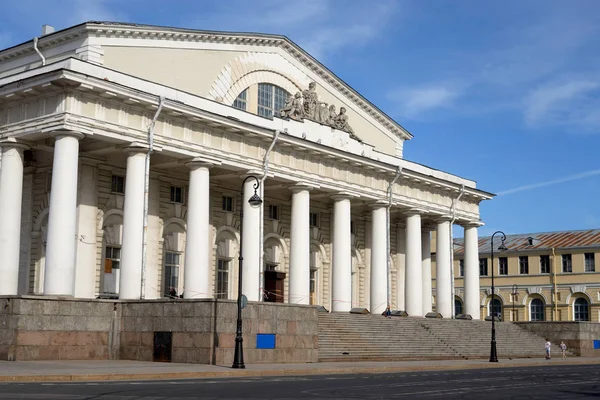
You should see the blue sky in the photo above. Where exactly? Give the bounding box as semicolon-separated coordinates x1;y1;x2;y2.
1;0;599;237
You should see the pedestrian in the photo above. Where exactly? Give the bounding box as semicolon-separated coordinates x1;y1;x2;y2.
545;339;552;360
560;341;567;359
383;304;392;319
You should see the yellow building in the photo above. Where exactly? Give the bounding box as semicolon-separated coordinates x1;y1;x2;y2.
447;229;600;322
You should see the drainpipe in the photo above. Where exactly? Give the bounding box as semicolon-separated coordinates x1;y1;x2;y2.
140;96;165;299
258;129;281;301
449;184;465;318
386;166;402;308
552;247;557;321
33;37;46;66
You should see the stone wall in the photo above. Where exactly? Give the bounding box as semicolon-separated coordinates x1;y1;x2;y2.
119;299;318;365
0;296;319;365
516;322;600;356
0;296;117;361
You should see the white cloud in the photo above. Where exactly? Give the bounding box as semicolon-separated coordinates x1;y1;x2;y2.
497;169;600;196
389;85;460;118
523;80;600;130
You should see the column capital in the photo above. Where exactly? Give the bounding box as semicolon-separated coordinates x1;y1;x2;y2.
289;182;319;193
49;130;85;140
403;208;425;217
0;137;30;151
435;215;453;223
369;200;388;210
462;220;485;228
331;192;356;201
185;156;221;169
123;142;149;154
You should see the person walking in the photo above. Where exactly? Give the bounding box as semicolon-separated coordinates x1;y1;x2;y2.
560;341;567;359
545;339;552;360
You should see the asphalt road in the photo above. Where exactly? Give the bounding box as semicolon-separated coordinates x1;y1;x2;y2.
0;364;599;399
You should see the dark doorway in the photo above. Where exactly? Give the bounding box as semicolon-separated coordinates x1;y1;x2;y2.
153;331;172;362
264;270;286;303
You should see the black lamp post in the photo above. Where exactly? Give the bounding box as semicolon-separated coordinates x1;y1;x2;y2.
232;175;262;369
489;230;507;363
511;284;518;322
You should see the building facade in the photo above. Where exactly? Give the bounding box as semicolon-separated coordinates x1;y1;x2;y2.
0;22;492;318
450;230;600;322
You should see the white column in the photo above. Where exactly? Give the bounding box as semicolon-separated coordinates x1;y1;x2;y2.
405;210;423;316
183;161;212;299
0;140;28;295
464;223;481;319
395;222;406;311
289;185;311;305
118;146;147;299
421;228;433;315
436;217;452;318
74;163;98;298
44;132;83;296
332;195;352;312
242;174;262;302
370;202;388;314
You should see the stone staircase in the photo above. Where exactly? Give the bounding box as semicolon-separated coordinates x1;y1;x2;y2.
318;313;569;362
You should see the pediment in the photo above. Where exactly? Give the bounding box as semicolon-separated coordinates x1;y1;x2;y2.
0;22;410;156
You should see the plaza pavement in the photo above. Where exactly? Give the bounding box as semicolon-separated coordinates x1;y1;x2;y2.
1;356;600;382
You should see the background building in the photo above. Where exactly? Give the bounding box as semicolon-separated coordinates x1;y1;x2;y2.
448;229;600;322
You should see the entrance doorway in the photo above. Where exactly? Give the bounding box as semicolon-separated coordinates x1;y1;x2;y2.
264;269;286;303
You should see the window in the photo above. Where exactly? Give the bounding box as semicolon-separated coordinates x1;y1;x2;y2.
268;205;279;220
499;257;508;275
574;298;589;321
216;259;230;299
309;212;319;228
310;268;318;305
233;89;247;111
350;220;356;235
519;256;529;274
222;196;234;212
562;254;572;273
454;299;463;316
111;175;124;194
163;252;181;297
170;186;184;203
540;255;550;274
585;253;595;272
257;83;289;118
104;246;121;272
530;298;545;321
479;258;488;276
459;259;464;277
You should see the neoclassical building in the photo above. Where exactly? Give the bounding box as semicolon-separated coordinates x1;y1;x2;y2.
0;22;493;318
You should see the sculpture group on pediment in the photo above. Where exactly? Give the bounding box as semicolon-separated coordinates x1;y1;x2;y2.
280;81;361;141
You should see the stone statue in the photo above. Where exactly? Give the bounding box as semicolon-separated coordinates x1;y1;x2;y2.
280;92;303;121
334;107;360;141
302;82;319;120
325;104;337;126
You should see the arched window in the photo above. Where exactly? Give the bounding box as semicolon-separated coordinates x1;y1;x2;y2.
232;84;290;118
530;298;545;321
574;297;589;321
490;298;502;319
454;298;463;316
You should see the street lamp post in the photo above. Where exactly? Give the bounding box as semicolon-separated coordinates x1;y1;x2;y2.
511;284;518;322
489;230;507;363
232;175;263;369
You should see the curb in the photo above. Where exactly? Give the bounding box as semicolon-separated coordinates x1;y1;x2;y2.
1;359;598;383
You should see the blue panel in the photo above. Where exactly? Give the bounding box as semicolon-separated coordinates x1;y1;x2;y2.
593;340;600;349
256;334;276;349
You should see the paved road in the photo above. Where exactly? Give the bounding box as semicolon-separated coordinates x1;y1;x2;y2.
0;364;598;399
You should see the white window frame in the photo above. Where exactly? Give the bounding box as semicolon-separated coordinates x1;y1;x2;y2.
222;196;234;212
216;258;231;299
163;252;181;297
170;186;184;204
111;175;125;194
